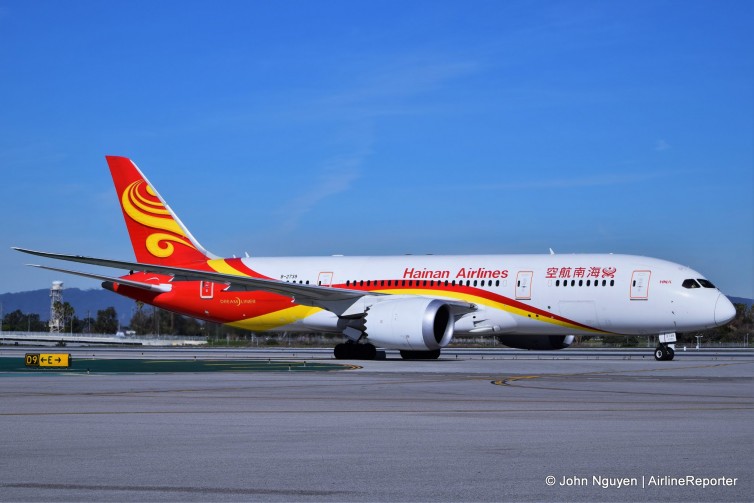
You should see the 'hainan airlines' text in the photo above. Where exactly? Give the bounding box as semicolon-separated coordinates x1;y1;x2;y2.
403;267;509;279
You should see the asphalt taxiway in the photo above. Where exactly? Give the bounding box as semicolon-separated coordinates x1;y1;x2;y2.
0;347;752;502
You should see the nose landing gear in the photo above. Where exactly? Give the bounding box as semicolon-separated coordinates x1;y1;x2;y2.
654;333;676;361
654;344;675;361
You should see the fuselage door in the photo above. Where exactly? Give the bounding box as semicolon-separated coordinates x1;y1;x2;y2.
318;272;334;287
630;270;651;300
515;271;533;300
200;281;214;299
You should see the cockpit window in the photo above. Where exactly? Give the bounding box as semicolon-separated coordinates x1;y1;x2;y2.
697;279;716;289
682;279;701;289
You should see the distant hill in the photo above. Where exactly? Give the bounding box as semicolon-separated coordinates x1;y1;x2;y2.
729;296;753;308
0;287;139;322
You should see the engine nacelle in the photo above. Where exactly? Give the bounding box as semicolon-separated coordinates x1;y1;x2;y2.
496;334;575;350
364;297;454;351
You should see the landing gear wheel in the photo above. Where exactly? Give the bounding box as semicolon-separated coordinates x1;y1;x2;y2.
333;342;377;360
333;343;348;359
654;344;675;361
399;349;441;360
665;345;675;361
360;343;377;360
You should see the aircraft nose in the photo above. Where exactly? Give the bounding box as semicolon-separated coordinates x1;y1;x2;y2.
714;294;736;325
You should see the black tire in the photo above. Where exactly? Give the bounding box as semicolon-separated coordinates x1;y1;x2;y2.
666;346;675;361
400;349;441;360
333;343;349;359
334;343;377;360
654;347;665;361
359;343;377;360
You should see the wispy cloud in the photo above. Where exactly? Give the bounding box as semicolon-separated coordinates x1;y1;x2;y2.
655;139;671;151
272;55;480;233
320;59;480;110
444;170;682;192
275;149;367;234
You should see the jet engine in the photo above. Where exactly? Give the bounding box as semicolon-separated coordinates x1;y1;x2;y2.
496;334;575;350
364;297;454;351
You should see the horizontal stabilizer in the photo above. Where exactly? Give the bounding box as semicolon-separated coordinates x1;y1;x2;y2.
26;264;172;293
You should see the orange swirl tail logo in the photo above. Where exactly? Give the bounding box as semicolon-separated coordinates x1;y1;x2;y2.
122;180;196;259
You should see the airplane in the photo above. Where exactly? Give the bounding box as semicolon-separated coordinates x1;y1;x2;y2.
15;156;736;361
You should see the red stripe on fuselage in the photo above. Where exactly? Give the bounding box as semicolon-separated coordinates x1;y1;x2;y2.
329;281;599;332
111;273;600;332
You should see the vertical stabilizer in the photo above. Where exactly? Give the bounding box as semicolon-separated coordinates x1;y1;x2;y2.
106;156;217;265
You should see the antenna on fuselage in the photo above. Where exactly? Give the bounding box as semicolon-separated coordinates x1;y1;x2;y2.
549;248;555;255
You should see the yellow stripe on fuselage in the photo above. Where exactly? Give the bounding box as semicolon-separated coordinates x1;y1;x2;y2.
380;288;605;333
207;259;247;276
202;256;604;335
228;305;323;331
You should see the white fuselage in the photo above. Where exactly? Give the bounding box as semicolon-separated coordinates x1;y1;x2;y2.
234;253;734;337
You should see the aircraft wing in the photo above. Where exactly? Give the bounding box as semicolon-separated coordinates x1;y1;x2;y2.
15;247;366;302
14;248;476;315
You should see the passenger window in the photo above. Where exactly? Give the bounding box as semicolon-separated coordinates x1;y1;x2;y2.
682;279;701;289
556;280;560;286
697;279;716;288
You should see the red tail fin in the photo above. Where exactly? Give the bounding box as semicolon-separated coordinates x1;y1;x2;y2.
106;156;216;265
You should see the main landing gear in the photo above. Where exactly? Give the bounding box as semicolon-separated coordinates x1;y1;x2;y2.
334;342;377;360
399;349;441;360
654;343;675;361
332;343;441;360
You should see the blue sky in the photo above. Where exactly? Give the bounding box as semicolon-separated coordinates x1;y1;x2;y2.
1;0;752;298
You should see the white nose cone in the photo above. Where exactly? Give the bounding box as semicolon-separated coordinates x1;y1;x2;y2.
714;295;736;325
